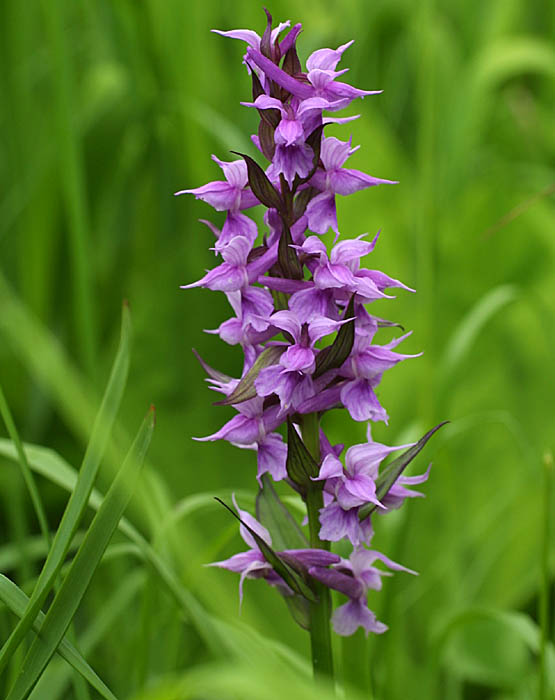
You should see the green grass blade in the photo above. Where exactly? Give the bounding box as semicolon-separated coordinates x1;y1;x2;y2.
0;384;51;546
0;303;131;674
0;575;118;700
539;451;553;700
6;406;155;700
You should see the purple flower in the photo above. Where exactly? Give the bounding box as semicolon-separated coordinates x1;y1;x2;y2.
176;156;257;211
243;96;330;186
316;437;415;545
206;287;275;347
309;545;415;636
181;238;278;293
254;310;348;411
340;332;420;422
209;496;340;603
195;385;288;482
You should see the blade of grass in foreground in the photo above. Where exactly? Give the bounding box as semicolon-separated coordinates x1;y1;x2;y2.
0;384;50;545
6;406;155;700
0;576;117;700
0;303;131;674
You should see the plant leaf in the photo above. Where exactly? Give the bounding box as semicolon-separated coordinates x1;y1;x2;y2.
358;421;448;521
0;575;118;700
278;223;303;280
256;474;309;551
313;296;356;379
258;118;276;159
0;303;131;675
231;151;283;212
5;407;155;700
282;44;302;77
283;594;311;630
286;419;320;488
214;346;286;406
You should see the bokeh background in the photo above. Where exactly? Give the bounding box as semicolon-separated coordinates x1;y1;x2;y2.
1;1;554;698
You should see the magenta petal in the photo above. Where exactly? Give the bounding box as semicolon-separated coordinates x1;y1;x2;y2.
320;136;356;170
211;156;249;188
209;549;262;573
306;41;354;72
330;237;374;266
255;365;284;398
319;502;358;542
289;287;337;323
246;48;314;99
345;441;413;476
217;211;258;250
268;310;301;340
314;262;357;290
280;345;315;372
275;118;304;146
296;383;343;414
257;433;287;483
316;454;344;480
176;181;239;211
211;28;261;50
306;192;338;235
330;168;397;196
232;494;272;550
308;566;364;599
307;315;342;343
196;414;261;445
284;549;340;567
184;263;246;292
332;599;387;637
273;143;313;187
340;379;388;423
344;474;382;507
358;268;414;292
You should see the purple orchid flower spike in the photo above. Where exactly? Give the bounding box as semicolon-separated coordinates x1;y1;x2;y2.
182;13;443;655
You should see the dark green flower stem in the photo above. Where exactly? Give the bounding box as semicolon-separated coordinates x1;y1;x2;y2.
302;412;334;684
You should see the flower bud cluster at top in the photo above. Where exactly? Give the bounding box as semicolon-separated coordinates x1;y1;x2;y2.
177;12;432;637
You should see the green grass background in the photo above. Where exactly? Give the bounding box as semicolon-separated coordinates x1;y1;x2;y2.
0;0;554;698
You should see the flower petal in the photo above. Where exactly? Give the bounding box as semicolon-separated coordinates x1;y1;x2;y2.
332;599;388;637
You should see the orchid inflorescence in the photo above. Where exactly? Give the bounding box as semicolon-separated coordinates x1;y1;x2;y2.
177;11;443;640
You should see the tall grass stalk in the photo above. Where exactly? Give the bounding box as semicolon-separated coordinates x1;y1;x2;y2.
539;450;553;699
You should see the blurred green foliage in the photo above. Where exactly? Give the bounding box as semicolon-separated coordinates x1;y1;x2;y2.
0;0;554;698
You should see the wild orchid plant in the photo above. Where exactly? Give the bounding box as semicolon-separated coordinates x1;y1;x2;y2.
177;11;444;680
